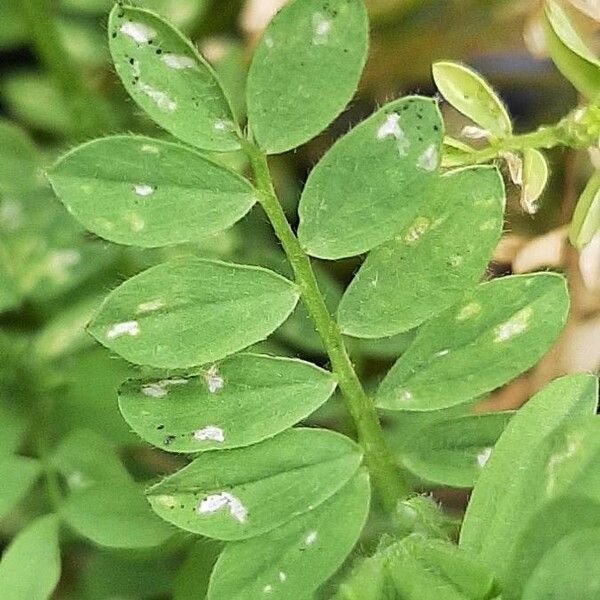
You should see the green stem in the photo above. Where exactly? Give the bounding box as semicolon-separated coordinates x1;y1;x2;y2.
19;0;108;138
243;140;411;519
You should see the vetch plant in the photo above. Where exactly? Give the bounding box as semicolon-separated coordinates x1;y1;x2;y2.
3;0;599;598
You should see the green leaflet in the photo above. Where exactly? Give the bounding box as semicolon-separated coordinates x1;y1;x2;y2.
0;456;41;520
521;526;600;600
88;258;299;368
505;496;600;600
108;5;239;151
544;1;600;100
569;169;600;249
336;535;496;600
0;515;61;600
432;61;512;138
50;429;132;492
459;374;598;580
0;120;40;195
48;136;256;247
246;0;368;154
119;353;337;453
521;148;549;215
395;411;514;488
207;470;370;600
338;165;505;338
0;0;27;49
298;97;444;259
377;273;570;411
147;428;362;541
60;483;175;548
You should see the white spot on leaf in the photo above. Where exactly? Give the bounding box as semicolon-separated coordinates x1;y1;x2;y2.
129;213;145;232
197;492;247;523
140;144;160;155
50;249;80;273
546;434;580;495
304;530;318;545
162;54;197;70
461;125;491;140
141;377;188;398
139;82;177;112
264;35;274;49
417;144;439;171
377;113;410;155
404;217;431;244
398;390;413;402
448;255;463;267
134;184;154;197
279;572;287;582
107;321;140;339
136;299;164;314
312;13;332;45
194;425;225;443
204;365;224;393
477;447;493;467
263;585;273;594
493;307;533;343
120;22;157;44
435;349;450;357
456;302;481;321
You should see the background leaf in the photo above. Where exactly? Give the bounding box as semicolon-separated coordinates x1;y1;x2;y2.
108;5;239;151
569;169;600;249
119;353;336;453
377;274;570;410
337;165;505;337
298;97;444;259
459;374;598;582
0;515;61;600
247;0;368;154
207;470;370;600
0;456;41;520
89;258;299;368
147;428;362;540
49;136;256;247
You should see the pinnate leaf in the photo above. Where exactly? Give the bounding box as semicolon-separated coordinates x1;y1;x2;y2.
147;428;362;540
377;274;570;411
49;136;256;247
207;470;370;600
298;97;444;259
459;374;598;581
247;0;368;154
119;353;336;453
108;5;239;151
338;165;505;337
88;258;299;368
0;515;61;600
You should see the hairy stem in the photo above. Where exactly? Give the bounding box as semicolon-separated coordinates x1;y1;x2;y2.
243;140;411;519
19;0;108;138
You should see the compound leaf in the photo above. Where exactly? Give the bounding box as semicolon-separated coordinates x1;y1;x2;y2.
298;97;444;259
377;274;570;411
207;470;370;600
119;353;337;453
0;456;41;520
0;514;61;600
49;136;256;247
108;4;238;151
459;374;598;580
338;165;504;337
544;0;600;100
432;61;512;138
89;258;299;368
147;428;362;540
247;0;368;154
